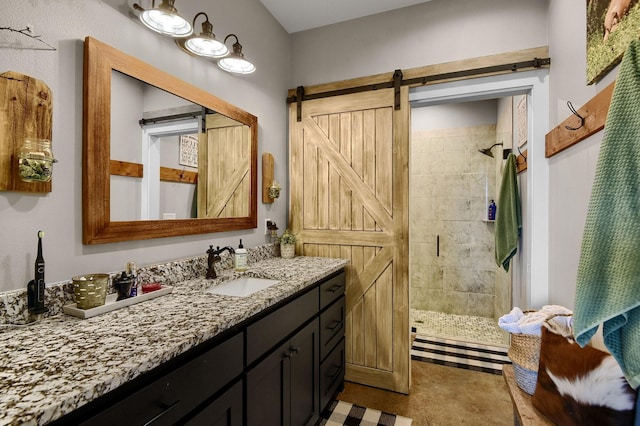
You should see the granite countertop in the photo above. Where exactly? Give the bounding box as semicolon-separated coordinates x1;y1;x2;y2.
0;256;348;426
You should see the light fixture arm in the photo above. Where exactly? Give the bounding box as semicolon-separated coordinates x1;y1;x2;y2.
192;12;210;30
224;34;241;53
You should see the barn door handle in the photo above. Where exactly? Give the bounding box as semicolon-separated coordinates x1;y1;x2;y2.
436;235;440;257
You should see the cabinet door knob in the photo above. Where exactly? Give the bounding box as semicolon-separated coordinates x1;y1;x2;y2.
290;347;300;354
327;320;343;332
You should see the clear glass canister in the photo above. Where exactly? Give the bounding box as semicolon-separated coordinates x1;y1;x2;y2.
18;138;57;182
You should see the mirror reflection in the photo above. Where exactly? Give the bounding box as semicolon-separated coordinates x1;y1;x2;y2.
109;70;251;221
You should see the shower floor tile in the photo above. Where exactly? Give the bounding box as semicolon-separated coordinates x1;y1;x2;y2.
411;309;509;347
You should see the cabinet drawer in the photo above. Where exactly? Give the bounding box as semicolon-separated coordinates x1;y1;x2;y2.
320;272;345;310
246;287;319;365
320;337;345;413
320;296;344;361
185;379;243;426
81;332;243;426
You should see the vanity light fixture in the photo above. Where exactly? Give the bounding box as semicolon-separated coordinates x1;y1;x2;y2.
177;12;228;58
217;34;256;74
134;0;193;37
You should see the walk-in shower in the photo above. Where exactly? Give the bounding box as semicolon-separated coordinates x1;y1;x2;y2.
409;99;513;346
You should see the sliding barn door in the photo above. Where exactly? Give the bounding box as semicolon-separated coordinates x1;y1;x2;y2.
289;88;410;393
198;114;250;218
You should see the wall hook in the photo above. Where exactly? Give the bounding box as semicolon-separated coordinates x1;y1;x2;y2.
517;146;527;163
564;101;584;131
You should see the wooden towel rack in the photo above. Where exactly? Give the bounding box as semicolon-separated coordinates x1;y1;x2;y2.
545;81;615;158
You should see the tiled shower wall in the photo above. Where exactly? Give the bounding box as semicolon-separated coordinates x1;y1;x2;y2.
410;125;498;318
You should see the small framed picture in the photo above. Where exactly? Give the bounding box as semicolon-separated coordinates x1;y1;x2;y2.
179;134;198;168
517;96;527;148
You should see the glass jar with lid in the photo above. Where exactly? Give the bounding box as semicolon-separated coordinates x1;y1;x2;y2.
17;138;57;182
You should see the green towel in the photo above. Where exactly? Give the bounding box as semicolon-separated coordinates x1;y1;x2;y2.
574;39;640;390
494;153;521;272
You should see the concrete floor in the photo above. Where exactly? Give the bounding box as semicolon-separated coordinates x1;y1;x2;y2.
337;360;514;425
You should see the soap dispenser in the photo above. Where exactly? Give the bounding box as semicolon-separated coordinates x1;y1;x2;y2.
235;239;247;272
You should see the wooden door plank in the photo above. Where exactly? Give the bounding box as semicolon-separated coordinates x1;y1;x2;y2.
377;264;393;371
363;109;377;193
340;112;353;231
364;285;378;368
352;300;365;365
376;108;393;214
328;114;341;230
303;142;318;229
316;114;329;230
391;87;411;393
345;311;353;364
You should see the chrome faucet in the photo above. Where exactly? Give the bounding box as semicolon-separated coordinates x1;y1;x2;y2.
206;245;235;279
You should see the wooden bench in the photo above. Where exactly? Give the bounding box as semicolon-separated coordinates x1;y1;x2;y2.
502;365;553;426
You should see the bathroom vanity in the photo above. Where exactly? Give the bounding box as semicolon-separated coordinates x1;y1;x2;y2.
0;256;347;426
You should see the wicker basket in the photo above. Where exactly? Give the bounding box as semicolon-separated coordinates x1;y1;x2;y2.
72;274;109;310
508;332;542;395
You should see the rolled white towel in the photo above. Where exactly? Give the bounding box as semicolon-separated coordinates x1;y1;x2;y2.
517;311;548;336
516;305;574;336
540;305;573;334
498;307;525;333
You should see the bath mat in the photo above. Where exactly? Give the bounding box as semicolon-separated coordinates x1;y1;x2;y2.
411;334;510;375
318;400;413;425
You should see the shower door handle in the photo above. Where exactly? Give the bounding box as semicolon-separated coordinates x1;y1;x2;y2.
436;235;440;257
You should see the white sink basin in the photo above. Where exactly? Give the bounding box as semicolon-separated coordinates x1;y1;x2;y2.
205;277;280;298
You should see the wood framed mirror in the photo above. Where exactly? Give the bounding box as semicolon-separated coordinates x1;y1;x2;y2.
83;37;257;244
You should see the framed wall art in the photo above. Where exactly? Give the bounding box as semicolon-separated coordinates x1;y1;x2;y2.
586;0;640;85
179;134;198;168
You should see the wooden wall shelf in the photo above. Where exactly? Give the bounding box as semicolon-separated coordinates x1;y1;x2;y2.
0;71;53;193
160;167;197;184
110;160;197;184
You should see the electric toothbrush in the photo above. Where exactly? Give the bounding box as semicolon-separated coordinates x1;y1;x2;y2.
28;230;49;314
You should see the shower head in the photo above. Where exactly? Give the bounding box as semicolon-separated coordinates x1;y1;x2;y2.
478;143;503;158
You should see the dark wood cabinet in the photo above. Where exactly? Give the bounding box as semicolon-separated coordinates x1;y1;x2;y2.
184;379;243;426
246;319;320;426
54;269;345;426
74;332;244;426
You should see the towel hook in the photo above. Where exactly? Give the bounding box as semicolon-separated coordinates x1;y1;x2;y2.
517;146;527;164
565;101;585;131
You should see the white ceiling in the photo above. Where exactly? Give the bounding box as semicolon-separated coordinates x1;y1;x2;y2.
259;0;433;33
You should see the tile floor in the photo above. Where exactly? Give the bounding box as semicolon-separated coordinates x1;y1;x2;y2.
410;309;510;346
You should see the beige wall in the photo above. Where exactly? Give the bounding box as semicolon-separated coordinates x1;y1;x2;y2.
0;0;290;292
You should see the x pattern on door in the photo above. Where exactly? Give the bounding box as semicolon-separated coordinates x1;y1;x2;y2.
290;89;409;393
